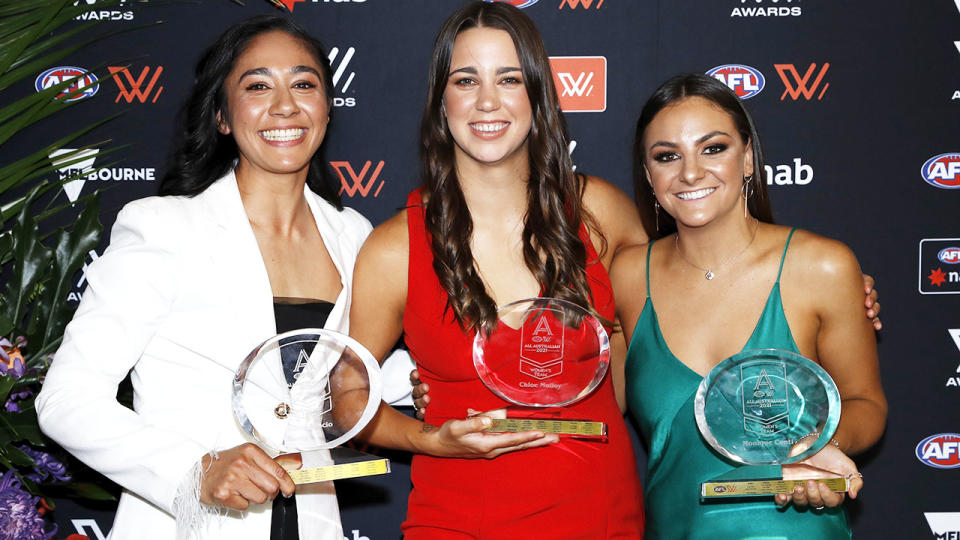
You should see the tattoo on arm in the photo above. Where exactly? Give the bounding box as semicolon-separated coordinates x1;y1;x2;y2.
420;423;437;434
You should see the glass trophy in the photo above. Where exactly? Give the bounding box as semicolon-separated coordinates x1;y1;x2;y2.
472;297;610;439
694;348;848;499
232;329;390;484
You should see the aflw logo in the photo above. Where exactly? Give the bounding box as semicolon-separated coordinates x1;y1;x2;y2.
549;56;606;112
331;160;385;198
559;0;604;8
328;47;357;107
775;63;830;101
108;66;163;103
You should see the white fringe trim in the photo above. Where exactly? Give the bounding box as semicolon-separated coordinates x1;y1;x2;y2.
173;455;227;540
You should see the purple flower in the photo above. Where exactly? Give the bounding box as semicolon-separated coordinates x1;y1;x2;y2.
0;337;26;380
18;446;71;484
4;389;33;413
0;470;56;540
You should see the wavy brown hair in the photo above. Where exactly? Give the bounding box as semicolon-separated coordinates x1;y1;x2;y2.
420;1;600;331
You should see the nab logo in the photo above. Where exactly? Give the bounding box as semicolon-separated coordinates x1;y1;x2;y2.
707;64;765;99
919;238;960;295
916;433;960;469
328;47;357;107
482;0;540;7
559;0;604;9
331;160;385;198
764;158;813;186
108;66;164;103
549;56;606;112
921;153;960;189
35;67;99;102
774;63;830;101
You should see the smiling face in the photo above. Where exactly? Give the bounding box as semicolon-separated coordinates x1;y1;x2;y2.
217;31;329;179
443;27;533;172
642;96;754;229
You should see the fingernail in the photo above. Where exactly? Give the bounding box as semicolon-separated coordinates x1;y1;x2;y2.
481;417;492;427
283;491;292;499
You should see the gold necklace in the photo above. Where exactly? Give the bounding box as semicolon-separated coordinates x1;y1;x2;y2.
674;219;760;280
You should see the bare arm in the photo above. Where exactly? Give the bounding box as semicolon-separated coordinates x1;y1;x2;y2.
351;212;556;457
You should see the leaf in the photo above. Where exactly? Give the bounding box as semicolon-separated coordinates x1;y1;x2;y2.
5;405;45;446
2;187;54;328
40;198;102;350
0;438;35;466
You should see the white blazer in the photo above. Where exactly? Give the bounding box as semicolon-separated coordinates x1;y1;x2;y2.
37;171;375;540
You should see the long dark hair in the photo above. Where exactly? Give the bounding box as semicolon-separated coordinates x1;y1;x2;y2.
420;1;598;331
160;15;341;209
633;73;774;240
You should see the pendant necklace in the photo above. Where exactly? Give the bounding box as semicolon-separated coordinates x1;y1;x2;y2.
674;219;760;280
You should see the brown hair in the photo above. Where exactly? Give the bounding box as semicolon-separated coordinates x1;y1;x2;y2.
420;1;599;331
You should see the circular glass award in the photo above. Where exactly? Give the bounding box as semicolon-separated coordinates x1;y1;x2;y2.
694;348;841;465
472;297;610;437
232;329;389;483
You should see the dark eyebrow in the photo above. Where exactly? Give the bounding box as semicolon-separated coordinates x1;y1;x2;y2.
238;65;321;82
647;131;732;153
448;66;522;77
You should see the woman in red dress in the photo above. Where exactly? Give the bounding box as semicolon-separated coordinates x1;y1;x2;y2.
350;3;646;538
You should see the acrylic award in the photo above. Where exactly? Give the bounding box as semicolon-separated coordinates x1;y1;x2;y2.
694;348;848;498
472;297;610;439
233;329;390;484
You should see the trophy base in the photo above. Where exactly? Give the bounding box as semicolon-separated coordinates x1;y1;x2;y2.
486;417;608;439
700;465;849;499
282;447;391;485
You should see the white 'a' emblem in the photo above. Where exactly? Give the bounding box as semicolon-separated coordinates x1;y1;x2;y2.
753;369;775;391
532;315;554;337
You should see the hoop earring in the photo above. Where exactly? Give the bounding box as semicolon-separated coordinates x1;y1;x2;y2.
742;174;754;218
654;199;661;232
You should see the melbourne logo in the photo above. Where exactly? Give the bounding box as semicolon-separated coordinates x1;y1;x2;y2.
775;63;829;101
549;56;606;112
482;0;540;6
764;158;813;186
731;0;801;17
916;433;960;469
331;160;385;198
707;64;765;99
108;66;164;103
925;513;960;539
921;153;960;189
919;239;960;294
328;47;357;107
35;66;99;102
559;0;604;9
947;329;960;388
50;148;156;203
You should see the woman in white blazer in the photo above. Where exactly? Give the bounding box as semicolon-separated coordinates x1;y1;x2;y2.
36;16;381;540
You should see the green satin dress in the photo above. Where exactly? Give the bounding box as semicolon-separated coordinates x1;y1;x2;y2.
625;229;851;540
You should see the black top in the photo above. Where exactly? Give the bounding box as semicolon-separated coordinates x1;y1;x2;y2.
270;298;334;540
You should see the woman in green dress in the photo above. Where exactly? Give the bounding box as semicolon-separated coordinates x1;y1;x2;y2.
610;73;887;539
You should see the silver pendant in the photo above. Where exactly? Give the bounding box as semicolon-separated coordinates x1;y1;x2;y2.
705;270;715;280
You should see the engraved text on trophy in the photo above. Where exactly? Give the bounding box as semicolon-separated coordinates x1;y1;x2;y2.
740;361;790;436
519;312;565;380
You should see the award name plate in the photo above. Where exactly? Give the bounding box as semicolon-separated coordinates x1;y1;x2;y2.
472;297;610;439
232;329;390;485
694;348;848;499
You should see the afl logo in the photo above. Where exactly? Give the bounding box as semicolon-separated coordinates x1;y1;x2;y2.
921;153;960;189
482;0;540;7
707;64;765;99
35;66;99;102
916;433;960;469
938;247;960;264
712;485;736;493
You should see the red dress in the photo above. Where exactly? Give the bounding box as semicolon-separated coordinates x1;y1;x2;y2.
402;190;645;539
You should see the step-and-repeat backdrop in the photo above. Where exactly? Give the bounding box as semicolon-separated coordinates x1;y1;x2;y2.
3;0;958;538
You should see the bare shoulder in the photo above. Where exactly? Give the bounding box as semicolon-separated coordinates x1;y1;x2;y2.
357;209;409;270
580;175;649;253
609;243;650;318
785;228;864;286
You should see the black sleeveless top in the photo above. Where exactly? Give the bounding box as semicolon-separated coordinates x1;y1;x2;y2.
270;298;334;540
